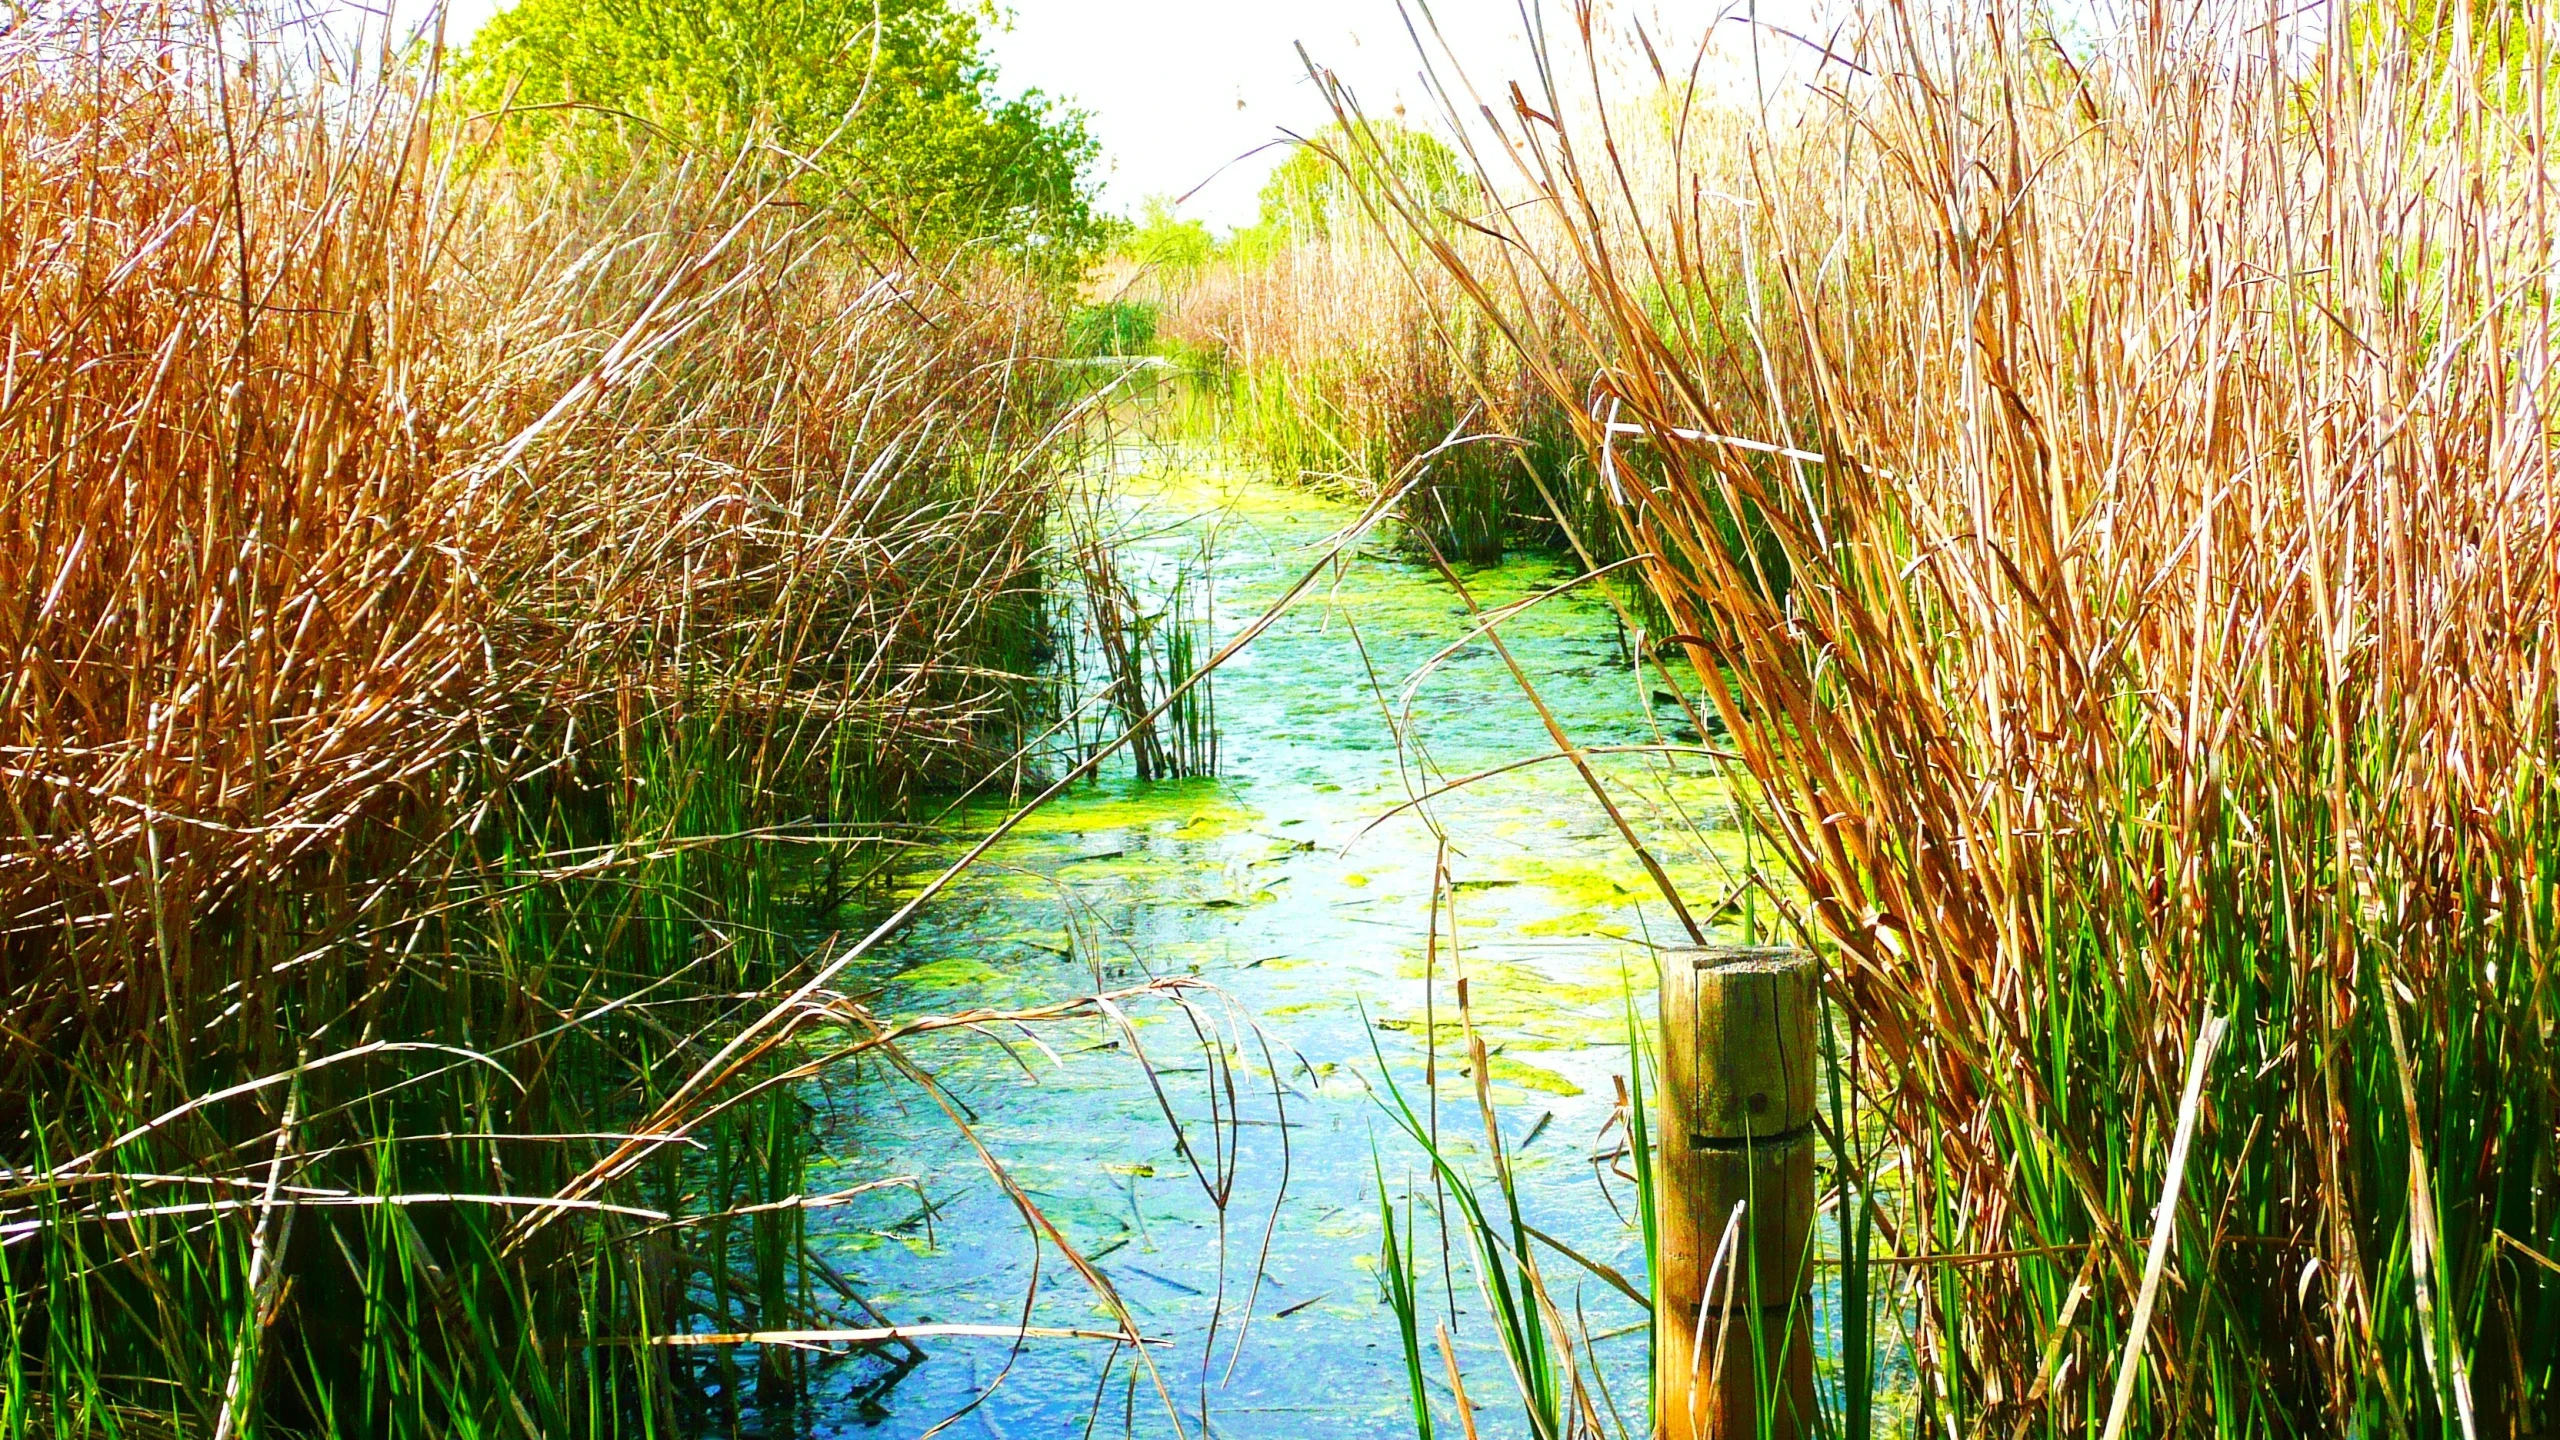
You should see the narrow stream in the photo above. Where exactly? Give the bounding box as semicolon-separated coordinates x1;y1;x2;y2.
795;441;1743;1436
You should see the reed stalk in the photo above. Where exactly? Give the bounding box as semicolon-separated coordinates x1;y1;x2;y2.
1336;0;2560;1429
1;7;1079;1430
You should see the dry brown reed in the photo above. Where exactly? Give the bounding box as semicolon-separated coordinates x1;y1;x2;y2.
1;7;1062;1063
1167;234;1469;484
0;14;491;1042
1345;0;2560;1430
1163;192;1583;562
1;6;1075;1426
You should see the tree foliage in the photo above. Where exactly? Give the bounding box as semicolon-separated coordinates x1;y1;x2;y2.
1122;196;1216;275
1230;119;1473;258
454;0;1101;266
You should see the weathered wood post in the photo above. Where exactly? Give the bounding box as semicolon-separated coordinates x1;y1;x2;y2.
1658;944;1818;1440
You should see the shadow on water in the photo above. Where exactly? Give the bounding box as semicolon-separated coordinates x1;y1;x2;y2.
722;437;1748;1437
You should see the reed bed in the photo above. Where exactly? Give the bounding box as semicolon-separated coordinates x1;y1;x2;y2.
1;8;1078;1430
1337;0;2560;1431
1161;175;1591;564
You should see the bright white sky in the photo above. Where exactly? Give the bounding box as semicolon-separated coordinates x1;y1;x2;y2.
981;0;1551;231
402;1;1758;232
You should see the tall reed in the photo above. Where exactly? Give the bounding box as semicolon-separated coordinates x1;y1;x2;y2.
1344;0;2560;1430
1161;167;1592;564
1;7;1073;1430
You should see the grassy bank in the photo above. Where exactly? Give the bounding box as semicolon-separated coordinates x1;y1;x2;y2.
1;11;1078;1432
1338;0;2560;1432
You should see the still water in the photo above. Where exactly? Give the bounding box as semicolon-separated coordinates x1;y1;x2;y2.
789;445;1744;1436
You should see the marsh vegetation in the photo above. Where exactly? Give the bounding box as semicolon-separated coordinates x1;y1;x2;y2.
5;0;2558;1436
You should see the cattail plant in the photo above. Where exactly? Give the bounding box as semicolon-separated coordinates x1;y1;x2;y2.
1341;0;2560;1430
0;5;1079;1428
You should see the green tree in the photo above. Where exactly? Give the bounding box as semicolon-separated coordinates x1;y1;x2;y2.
454;0;1101;266
1231;119;1473;258
1123;196;1215;275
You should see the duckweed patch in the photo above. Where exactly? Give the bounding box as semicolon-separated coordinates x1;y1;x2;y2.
809;451;1721;1435
1481;1054;1584;1096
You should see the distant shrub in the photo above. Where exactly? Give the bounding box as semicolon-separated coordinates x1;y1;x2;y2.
1068;299;1160;356
1123;197;1217;275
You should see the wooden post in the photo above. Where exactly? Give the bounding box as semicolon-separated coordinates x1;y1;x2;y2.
1658;945;1818;1440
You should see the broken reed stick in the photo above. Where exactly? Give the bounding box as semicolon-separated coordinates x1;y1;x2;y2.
2099;1011;2229;1440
